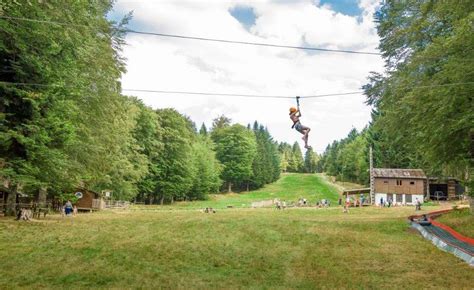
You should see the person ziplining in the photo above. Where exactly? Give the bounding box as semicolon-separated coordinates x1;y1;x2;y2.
289;96;311;149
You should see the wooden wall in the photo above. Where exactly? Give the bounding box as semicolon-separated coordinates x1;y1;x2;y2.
75;190;94;209
447;180;456;199
374;178;425;195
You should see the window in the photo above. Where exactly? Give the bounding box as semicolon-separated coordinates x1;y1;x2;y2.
405;194;412;203
396;194;403;202
410;181;415;185
383;180;389;184
396;180;403;186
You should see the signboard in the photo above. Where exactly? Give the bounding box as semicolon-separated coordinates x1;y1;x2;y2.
75;192;83;199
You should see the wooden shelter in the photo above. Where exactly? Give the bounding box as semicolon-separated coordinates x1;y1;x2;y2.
428;177;465;200
74;188;105;211
372;168;427;205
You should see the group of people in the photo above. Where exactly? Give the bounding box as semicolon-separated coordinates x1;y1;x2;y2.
203;207;216;213
379;197;393;207
316;199;330;208
339;194;368;213
378;197;422;210
275;200;287;210
274;198;331;209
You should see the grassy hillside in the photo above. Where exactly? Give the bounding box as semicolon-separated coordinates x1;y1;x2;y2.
436;208;474;238
1;207;472;289
169;173;340;209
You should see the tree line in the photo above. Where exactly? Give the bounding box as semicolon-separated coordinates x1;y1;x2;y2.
278;142;320;174
0;2;293;207
319;1;473;195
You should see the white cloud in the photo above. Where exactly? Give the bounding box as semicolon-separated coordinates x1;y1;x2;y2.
114;0;383;152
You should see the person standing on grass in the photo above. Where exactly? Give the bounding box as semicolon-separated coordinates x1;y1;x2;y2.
343;198;349;213
415;198;421;211
380;197;384;207
64;200;73;216
338;197;342;206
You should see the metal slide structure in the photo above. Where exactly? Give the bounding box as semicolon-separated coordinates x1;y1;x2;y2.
409;209;474;266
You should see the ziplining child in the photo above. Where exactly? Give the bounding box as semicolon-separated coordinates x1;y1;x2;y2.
289;96;311;149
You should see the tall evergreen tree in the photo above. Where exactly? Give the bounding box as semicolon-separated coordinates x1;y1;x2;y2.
304;149;319;173
288;142;304;173
199;123;208;136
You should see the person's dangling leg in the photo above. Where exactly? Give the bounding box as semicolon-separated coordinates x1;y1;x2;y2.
301;127;311;149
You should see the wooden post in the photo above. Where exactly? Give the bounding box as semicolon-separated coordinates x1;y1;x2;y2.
369;146;374;205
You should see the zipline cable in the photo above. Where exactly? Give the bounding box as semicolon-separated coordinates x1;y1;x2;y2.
121;88;294;99
0;15;381;55
3;16;473;61
125;29;381;55
1;81;474;99
0;81;361;99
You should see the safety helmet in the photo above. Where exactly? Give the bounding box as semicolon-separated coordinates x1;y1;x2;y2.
289;107;297;114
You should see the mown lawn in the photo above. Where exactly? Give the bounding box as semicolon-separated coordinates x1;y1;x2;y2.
0;206;472;289
436;208;474;238
166;173;340;209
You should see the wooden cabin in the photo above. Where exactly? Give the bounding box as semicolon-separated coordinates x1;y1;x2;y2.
74;188;105;211
373;168;427;205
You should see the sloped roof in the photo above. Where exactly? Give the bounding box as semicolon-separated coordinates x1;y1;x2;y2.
373;168;427;179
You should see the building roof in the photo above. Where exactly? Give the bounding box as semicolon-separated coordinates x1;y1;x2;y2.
373;168;427;179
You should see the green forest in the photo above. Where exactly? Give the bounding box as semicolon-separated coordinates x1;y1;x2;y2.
319;1;473;191
0;0;473;207
1;2;321;206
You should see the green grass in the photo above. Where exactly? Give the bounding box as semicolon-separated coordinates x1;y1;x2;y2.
1;207;472;289
166;173;340;209
436;208;474;238
1;174;472;289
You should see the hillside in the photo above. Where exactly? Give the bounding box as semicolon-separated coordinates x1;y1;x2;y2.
170;173;340;209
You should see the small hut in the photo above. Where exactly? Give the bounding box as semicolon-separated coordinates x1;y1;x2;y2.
74;188;105;211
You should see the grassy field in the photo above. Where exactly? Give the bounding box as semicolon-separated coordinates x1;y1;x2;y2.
166;173;340;209
436;208;474;237
1;174;472;289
